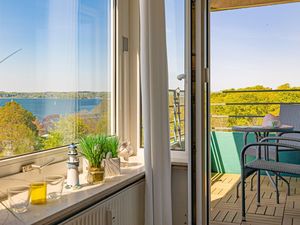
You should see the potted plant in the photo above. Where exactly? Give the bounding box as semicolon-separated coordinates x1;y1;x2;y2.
103;136;121;177
79;135;106;184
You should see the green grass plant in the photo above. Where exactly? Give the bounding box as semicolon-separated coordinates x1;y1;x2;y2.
105;136;119;158
79;135;106;168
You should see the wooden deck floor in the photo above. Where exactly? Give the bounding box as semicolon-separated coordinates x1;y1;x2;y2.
210;173;300;225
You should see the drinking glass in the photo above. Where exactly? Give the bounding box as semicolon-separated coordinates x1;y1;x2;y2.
7;186;30;213
45;175;64;200
30;181;47;204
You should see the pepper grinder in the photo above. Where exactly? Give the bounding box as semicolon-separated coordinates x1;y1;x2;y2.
66;143;80;189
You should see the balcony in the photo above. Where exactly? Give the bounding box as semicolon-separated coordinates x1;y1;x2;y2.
210;88;300;224
169;87;300;224
210;173;300;225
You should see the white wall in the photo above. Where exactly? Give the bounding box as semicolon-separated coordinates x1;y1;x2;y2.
172;165;188;225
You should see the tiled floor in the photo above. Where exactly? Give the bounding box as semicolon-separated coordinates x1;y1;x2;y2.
210;173;300;225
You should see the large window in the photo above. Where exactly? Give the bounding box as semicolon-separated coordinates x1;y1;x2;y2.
0;0;114;159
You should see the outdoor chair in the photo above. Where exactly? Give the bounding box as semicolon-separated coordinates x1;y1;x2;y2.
278;104;300;147
236;104;300;198
236;134;277;198
279;104;300;131
240;137;300;222
275;104;300;198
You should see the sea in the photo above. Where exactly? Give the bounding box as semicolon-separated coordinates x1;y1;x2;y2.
0;98;101;120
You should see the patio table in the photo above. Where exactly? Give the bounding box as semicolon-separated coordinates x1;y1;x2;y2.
232;125;294;193
232;125;294;139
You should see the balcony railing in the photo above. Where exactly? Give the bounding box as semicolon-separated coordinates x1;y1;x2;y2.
169;89;185;146
141;88;300;149
211;88;300;131
140;89;185;150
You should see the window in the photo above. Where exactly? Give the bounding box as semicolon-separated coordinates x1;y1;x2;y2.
165;0;186;150
140;0;187;151
0;0;114;159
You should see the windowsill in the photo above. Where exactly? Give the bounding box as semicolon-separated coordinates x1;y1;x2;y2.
0;203;23;225
0;153;145;225
138;147;188;166
171;149;188;166
171;157;188;166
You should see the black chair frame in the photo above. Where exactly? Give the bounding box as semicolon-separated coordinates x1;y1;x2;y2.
240;139;300;221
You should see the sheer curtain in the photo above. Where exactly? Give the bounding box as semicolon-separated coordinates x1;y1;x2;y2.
139;0;173;225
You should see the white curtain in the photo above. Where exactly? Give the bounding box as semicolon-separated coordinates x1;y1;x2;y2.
139;0;173;225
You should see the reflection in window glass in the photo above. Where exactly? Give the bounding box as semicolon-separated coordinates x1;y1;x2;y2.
0;0;113;158
165;0;185;150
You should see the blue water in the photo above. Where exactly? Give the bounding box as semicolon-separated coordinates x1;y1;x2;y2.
0;98;101;120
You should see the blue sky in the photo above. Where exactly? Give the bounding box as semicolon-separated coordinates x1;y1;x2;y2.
166;1;300;91
0;0;111;92
211;3;300;91
165;0;185;90
0;1;299;92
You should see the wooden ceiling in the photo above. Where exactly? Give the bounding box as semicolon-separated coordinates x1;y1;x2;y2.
211;0;300;11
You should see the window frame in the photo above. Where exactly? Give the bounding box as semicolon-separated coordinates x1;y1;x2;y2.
139;0;191;162
0;0;117;178
170;0;191;162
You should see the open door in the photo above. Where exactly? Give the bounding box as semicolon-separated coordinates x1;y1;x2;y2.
190;0;211;224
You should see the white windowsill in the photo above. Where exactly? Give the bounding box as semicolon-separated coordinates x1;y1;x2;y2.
138;147;188;166
0;153;145;225
171;149;188;166
0;147;187;225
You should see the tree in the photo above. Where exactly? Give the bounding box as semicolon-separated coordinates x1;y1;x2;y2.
44;114;89;148
42;132;63;150
78;98;111;135
277;83;291;90
210;83;300;129
0;102;39;155
93;98;111;134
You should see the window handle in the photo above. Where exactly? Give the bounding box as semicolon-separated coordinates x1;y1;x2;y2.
22;158;55;173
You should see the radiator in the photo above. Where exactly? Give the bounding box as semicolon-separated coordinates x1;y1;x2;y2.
60;181;145;225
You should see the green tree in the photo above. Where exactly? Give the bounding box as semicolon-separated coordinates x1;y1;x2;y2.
0;102;39;155
92;98;111;134
44;115;89;148
43;132;63;150
210;83;300;129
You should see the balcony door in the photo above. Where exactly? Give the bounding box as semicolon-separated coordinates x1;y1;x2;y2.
191;0;211;224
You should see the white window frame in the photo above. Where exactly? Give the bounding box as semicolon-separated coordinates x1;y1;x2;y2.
170;0;191;163
115;0;140;155
137;0;190;162
0;0;117;178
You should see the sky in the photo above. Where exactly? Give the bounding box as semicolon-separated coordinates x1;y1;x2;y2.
0;0;111;92
165;0;185;90
211;3;300;91
166;1;300;91
0;1;299;92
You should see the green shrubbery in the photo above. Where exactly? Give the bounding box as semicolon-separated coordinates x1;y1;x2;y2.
1;83;300;156
211;83;300;129
0;98;111;157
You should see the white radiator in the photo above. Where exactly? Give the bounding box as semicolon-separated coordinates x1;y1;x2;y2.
60;181;145;225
